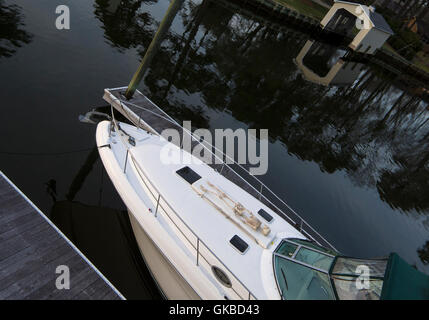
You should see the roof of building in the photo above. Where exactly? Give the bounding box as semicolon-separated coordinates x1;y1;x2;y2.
334;0;395;35
369;10;395;35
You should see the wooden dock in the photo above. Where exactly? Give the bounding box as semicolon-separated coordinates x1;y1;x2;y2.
0;171;125;300
103;87;337;252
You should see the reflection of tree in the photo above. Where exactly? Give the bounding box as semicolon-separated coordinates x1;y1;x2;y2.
377;148;429;212
94;0;429;214
94;0;157;52
0;0;32;58
418;241;429;265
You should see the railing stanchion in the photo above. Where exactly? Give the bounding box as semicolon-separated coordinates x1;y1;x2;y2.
220;163;225;174
138;110;143;128
124;150;129;173
129;151;257;299
155;194;160;218
196;238;200;266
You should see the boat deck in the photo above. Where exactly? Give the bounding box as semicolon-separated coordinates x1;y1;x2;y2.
0;172;124;300
103;123;305;298
103;87;336;251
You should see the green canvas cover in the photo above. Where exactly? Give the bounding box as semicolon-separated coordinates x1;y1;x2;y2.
381;253;429;300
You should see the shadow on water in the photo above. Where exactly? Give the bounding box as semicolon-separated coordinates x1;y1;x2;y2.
45;136;162;299
0;0;32;58
50;200;162;299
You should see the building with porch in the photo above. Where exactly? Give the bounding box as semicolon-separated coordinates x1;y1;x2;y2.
320;0;394;54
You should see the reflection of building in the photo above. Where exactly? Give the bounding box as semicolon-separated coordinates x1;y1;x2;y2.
321;0;394;54
295;40;364;86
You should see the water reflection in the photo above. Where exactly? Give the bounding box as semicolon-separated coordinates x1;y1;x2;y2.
146;1;429;215
0;0;32;58
295;40;364;86
418;241;429;266
377;145;429;213
92;0;429;267
94;0;157;52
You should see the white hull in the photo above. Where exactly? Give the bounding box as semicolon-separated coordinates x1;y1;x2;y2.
94;88;402;301
97;121;227;300
96;119;308;299
128;211;200;300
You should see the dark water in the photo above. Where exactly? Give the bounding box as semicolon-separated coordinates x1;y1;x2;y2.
1;0;429;299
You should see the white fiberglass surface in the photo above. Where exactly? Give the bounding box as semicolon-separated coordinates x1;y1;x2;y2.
105;121;307;298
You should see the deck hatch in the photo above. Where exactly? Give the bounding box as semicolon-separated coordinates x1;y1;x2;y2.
257;209;273;223
229;235;249;254
176;166;201;185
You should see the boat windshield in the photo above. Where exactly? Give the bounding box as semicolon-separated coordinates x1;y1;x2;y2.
330;257;387;300
273;239;336;300
274;239;389;300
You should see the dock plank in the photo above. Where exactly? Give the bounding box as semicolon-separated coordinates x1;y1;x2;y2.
0;172;124;300
0;222;52;262
0;232;66;282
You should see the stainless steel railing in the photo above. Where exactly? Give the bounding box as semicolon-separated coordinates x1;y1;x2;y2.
110;115;256;300
110;93;337;252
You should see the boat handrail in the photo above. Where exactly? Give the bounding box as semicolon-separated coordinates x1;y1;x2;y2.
110;114;257;300
129;154;256;300
110;93;337;252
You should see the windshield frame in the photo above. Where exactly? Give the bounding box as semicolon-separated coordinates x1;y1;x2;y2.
273;239;338;300
273;239;390;300
328;255;388;300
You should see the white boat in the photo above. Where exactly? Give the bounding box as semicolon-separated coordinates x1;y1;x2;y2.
96;115;429;300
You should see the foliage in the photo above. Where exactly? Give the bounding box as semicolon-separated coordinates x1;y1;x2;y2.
376;6;424;60
274;0;329;20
